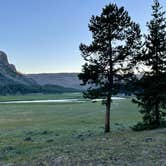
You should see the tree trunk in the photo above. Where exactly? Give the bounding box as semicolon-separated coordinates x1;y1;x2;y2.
105;96;111;133
105;23;112;133
155;101;160;127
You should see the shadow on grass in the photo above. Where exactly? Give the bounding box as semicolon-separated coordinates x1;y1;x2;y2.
131;120;166;131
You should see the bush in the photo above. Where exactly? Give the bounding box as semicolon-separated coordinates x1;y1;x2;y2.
132;120;166;131
132;122;159;131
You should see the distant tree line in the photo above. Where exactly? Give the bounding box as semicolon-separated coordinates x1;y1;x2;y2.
0;84;78;95
79;0;166;132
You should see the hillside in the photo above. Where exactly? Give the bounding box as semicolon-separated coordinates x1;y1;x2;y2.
27;73;84;90
0;51;78;95
0;51;36;86
0;51;84;91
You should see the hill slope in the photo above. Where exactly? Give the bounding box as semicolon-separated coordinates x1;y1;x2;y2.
0;51;36;86
0;51;79;94
27;73;84;90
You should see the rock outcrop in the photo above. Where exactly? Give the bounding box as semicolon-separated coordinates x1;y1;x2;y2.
0;51;17;72
0;51;36;86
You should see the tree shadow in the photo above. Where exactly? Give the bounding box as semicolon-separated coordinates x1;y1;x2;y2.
131;120;166;131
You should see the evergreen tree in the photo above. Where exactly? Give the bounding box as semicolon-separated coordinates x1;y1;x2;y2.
133;0;166;128
78;3;141;133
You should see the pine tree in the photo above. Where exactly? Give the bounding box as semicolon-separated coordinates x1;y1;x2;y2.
133;0;166;128
78;3;142;133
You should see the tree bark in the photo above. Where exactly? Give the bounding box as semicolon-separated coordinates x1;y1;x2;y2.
105;96;111;133
104;22;113;133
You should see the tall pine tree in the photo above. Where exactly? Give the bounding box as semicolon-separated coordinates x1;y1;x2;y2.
133;0;166;128
78;3;141;133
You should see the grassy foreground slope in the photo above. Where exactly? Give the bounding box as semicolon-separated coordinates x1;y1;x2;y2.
0;94;165;165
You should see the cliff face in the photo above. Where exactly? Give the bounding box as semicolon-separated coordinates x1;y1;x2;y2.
0;51;16;71
0;51;36;86
0;51;84;90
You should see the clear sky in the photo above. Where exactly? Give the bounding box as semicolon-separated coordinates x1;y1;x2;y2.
0;0;165;74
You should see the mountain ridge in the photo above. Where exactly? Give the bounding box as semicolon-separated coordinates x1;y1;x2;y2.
27;73;83;90
0;51;37;86
0;51;81;94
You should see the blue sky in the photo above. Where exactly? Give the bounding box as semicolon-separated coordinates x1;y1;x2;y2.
0;0;165;74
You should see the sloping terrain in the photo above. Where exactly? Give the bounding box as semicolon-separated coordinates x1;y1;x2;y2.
0;51;36;86
0;51;84;90
27;73;84;90
0;51;79;94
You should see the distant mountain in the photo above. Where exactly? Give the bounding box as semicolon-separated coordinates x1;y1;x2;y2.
0;51;79;95
27;73;84;90
0;51;36;86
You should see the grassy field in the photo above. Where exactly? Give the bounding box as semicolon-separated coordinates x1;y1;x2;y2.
0;93;165;165
0;93;83;102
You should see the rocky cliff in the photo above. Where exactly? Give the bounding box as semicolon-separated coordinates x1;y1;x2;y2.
0;51;36;86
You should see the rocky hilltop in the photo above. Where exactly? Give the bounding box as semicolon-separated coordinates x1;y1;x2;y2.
0;51;80;94
0;51;36;86
0;51;16;72
0;51;82;89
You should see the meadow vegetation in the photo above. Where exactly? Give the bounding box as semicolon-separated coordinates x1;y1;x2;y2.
0;93;165;165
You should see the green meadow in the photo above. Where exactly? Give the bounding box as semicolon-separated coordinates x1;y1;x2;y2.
0;93;165;165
